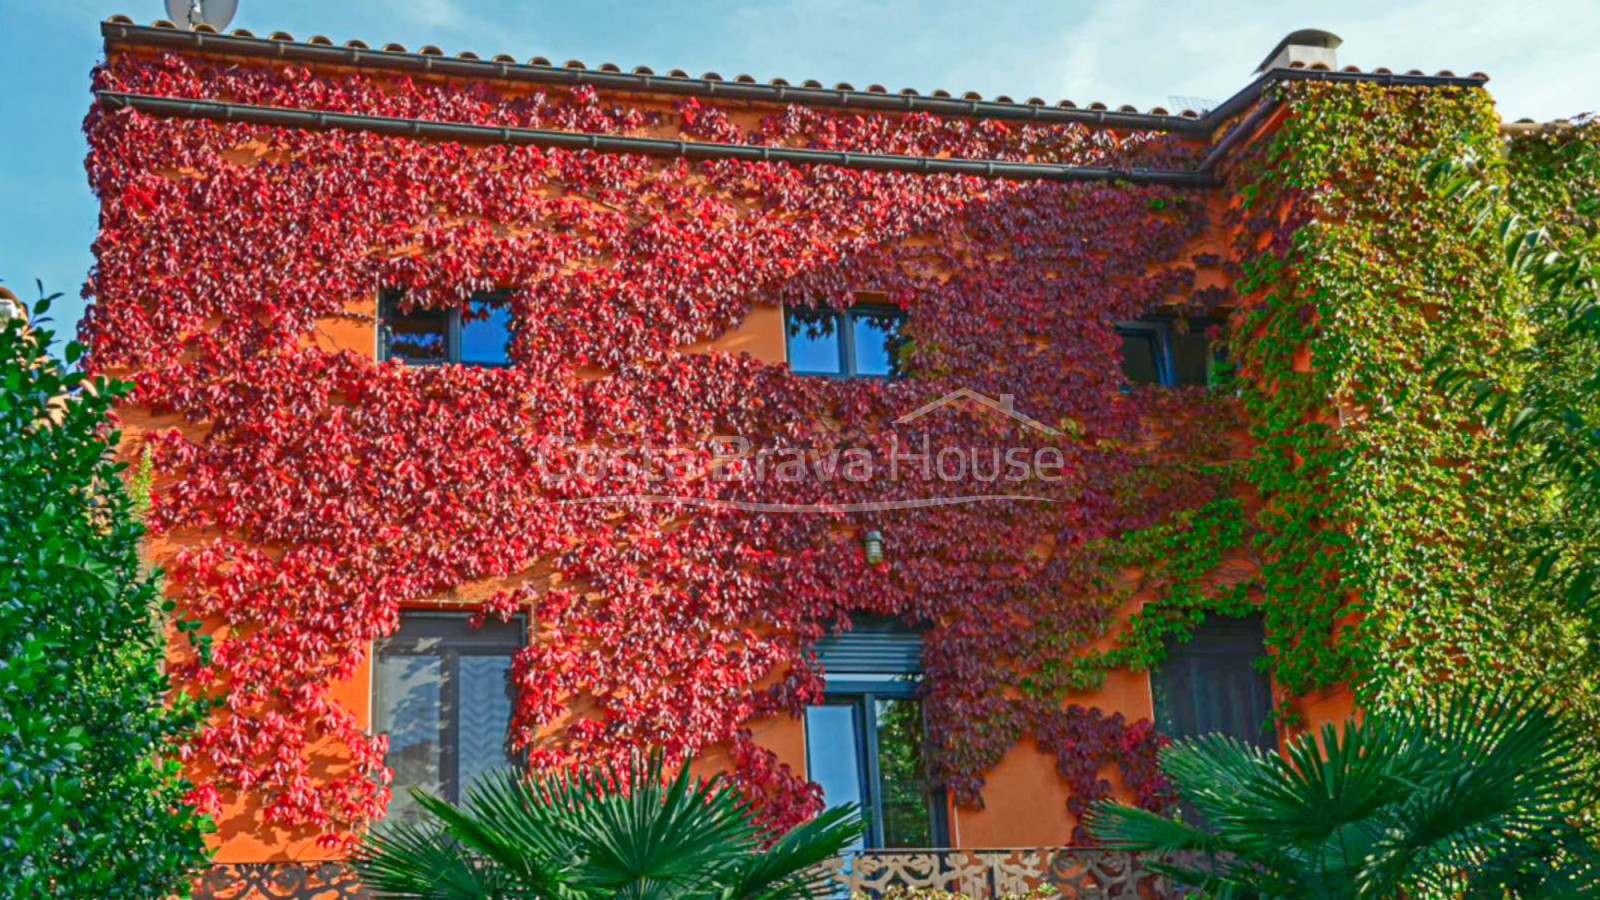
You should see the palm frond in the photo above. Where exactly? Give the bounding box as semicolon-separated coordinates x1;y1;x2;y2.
351;815;506;900
1100;683;1595;900
1085;800;1220;854
724;802;865;900
1361;689;1586;897
552;755;756;898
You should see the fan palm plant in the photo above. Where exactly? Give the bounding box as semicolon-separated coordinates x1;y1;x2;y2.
1088;689;1600;898
352;753;863;900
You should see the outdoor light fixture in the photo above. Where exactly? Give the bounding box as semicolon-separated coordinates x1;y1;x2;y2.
862;530;885;565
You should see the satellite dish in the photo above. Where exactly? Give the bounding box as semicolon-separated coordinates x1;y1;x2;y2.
164;0;239;30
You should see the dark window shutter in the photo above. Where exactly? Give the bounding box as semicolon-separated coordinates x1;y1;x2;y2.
814;625;923;676
1152;614;1275;750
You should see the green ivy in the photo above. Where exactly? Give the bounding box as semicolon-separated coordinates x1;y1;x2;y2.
1077;85;1600;756
1224;80;1578;725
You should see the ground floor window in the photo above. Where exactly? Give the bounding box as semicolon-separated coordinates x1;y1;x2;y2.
1151;613;1276;749
372;612;524;818
806;619;946;848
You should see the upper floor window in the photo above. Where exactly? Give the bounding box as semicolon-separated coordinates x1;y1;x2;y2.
786;306;907;378
805;618;946;849
1116;316;1227;387
373;612;524;820
380;290;514;366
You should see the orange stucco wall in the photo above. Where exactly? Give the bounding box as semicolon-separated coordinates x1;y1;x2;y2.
106;43;1362;864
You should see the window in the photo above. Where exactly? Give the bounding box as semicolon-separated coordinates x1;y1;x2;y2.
786;306;907;378
379;290;514;366
373;613;524;819
1151;614;1275;750
805;620;946;849
1115;316;1227;387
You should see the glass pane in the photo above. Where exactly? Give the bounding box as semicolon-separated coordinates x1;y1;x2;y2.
850;311;903;377
787;311;843;375
873;698;934;848
377;654;444;822
1152;616;1275;749
1118;330;1161;385
805;704;866;853
457;654;517;799
1171;324;1215;386
460;293;513;367
382;298;448;364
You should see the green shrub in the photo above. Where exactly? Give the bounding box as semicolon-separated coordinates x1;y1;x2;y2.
0;286;211;898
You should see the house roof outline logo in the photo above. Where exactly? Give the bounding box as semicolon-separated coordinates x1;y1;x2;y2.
894;388;1062;436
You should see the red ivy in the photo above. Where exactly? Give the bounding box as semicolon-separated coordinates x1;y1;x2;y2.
82;51;1230;848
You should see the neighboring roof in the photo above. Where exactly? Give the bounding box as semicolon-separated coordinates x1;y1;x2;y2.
101;16;1490;138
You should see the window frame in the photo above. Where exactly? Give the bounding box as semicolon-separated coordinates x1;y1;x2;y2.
807;617;948;849
378;289;516;368
784;304;908;379
371;611;527;806
808;683;949;850
1114;315;1226;388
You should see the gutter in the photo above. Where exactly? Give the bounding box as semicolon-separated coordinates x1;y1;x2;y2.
100;21;1491;140
96;92;1221;187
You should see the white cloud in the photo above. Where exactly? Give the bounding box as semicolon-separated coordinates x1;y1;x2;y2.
402;0;470;30
1022;0;1599;120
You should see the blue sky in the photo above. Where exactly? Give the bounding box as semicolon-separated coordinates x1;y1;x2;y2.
3;0;1597;346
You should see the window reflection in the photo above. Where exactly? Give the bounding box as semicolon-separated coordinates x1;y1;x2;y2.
1118;330;1162;385
851;313;903;378
804;704;867;854
379;290;515;367
460;293;513;367
804;690;942;848
378;654;444;822
785;305;907;378
374;614;524;819
873;698;934;848
1171;327;1220;387
1115;317;1226;387
786;309;844;375
382;298;449;365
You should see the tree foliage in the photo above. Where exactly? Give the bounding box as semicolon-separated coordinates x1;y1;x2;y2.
1420;122;1600;818
0;286;210;897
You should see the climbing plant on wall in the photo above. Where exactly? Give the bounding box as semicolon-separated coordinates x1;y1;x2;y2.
1218;79;1600;756
87;47;1591;851
83;51;1237;846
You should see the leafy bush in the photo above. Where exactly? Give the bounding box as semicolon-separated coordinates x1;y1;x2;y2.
0;286;210;897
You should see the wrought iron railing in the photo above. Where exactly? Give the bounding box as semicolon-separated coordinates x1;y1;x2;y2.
819;847;1179;898
193;849;1183;899
194;862;369;900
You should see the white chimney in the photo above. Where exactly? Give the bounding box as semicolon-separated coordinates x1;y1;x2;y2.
1256;29;1343;74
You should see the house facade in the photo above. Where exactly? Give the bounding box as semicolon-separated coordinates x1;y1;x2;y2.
82;16;1511;898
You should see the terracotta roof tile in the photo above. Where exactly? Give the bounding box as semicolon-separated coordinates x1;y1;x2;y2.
102;16;1493;122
